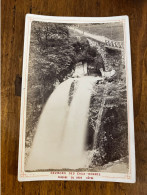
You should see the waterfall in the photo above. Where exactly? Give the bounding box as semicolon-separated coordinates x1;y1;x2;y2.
26;76;102;171
59;77;98;169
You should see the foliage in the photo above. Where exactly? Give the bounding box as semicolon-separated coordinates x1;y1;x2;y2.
72;38;105;71
87;48;128;166
26;22;102;146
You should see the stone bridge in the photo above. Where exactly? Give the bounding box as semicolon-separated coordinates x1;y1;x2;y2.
105;40;124;50
68;26;124;51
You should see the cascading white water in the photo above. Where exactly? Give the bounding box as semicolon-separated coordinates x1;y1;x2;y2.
26;76;102;171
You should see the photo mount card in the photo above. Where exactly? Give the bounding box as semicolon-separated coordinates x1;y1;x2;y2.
18;14;135;183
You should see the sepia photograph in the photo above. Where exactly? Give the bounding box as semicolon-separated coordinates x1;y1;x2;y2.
3;0;147;193
18;15;135;182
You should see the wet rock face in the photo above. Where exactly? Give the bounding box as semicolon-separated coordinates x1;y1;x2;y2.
85;40;128;167
97;105;128;165
87;78;128;166
86;84;105;151
68;80;78;106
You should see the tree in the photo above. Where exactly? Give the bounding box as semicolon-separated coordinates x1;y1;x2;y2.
26;22;105;146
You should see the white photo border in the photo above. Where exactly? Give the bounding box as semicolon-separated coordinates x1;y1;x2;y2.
18;14;136;183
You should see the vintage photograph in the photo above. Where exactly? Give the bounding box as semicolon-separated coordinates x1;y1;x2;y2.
18;15;135;182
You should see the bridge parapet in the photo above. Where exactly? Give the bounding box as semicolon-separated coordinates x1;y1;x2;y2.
69;26;124;51
87;37;124;51
105;40;124;50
